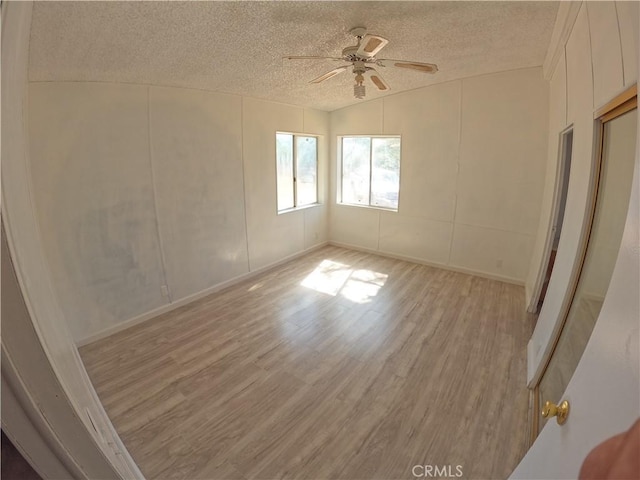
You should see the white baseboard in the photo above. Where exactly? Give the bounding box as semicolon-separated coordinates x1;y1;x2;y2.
328;241;525;286
76;241;329;347
525;282;536;313
78;239;526;347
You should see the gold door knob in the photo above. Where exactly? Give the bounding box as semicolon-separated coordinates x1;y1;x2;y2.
541;400;570;425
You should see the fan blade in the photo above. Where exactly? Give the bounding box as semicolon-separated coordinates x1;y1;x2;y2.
377;59;438;74
283;56;343;61
356;34;389;57
309;66;349;84
366;68;390;91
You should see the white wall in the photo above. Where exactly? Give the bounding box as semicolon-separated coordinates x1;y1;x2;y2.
242;99;329;270
526;0;638;382
150;87;248;302
329;67;549;284
28;82;329;343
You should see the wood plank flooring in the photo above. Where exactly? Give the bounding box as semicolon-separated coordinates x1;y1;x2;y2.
80;246;534;480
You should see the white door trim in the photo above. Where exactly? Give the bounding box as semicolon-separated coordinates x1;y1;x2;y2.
1;353;78;480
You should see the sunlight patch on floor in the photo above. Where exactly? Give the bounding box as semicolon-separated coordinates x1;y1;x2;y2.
301;259;388;303
301;259;352;295
341;269;388;303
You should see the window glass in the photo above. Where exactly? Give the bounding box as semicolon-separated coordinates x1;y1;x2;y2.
371;137;400;209
296;136;317;206
341;136;400;210
276;133;318;212
342;137;371;205
276;133;294;211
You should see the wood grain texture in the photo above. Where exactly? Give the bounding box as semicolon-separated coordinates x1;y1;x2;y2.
81;246;534;480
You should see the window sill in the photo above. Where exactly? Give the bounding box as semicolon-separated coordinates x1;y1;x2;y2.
277;203;323;215
337;202;398;213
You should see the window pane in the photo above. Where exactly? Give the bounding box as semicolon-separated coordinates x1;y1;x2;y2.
342;137;371;205
276;133;294;211
371;137;400;209
296;136;317;206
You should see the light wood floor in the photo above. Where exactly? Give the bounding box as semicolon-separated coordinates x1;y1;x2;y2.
81;246;534;480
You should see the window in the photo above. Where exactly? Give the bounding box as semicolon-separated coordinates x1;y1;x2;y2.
340;136;401;210
276;133;318;212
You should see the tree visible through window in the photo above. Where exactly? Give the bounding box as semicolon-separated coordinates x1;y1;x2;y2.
341;136;400;210
276;133;318;212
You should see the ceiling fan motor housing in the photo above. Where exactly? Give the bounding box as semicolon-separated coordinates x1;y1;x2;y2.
342;46;368;62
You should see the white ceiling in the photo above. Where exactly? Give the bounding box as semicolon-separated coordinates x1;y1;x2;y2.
29;1;559;112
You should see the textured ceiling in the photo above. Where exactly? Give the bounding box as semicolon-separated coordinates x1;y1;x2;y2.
29;1;559;112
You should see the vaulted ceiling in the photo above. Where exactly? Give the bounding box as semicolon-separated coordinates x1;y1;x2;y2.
29;1;559;111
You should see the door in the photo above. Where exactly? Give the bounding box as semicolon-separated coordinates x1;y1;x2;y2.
511;90;639;478
536;106;637;435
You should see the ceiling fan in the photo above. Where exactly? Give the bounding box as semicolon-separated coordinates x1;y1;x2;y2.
284;27;438;99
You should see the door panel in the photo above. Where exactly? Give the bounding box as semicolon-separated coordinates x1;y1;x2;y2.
513;118;639;479
512;88;639;478
537;109;637;434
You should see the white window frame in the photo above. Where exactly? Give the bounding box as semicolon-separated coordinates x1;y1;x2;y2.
337;135;401;212
276;132;319;213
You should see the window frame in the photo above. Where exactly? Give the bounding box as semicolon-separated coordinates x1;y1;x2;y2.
275;131;320;214
338;134;402;212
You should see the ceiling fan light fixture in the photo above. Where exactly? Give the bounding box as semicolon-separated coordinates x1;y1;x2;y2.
354;72;366;99
284;27;438;99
